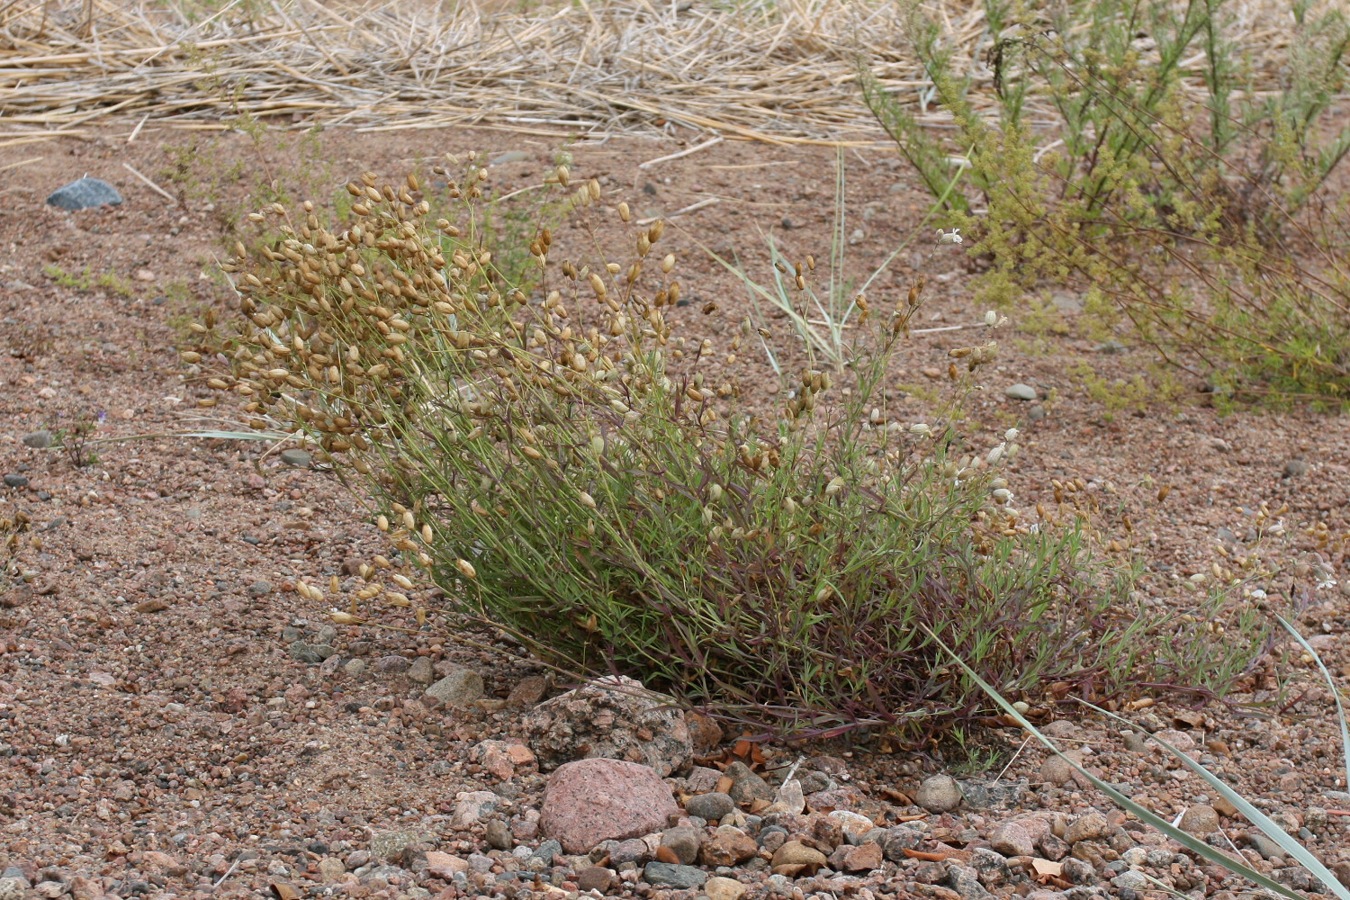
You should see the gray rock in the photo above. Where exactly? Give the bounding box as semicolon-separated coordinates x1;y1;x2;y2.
1282;458;1310;479
828;809;876;843
947;863;992;899
1037;832;1069;861
374;655;411;674
1247;832;1285;860
644;861;707;889
660;826;701;865
538;758;680;853
344;658;367;677
369;829;433;861
359;864;410;883
288;641;334;664
425;668;484;707
878;824;925;861
47;176;123;210
248;580;273;596
530;839;561;866
522;674;691;776
490;150;531;166
685;791;734;821
1060;857;1096;884
407;656;435;685
21;431;53;449
724;761;773;805
970;847;1011;886
484;819;512;850
1121;730;1149;753
2;474;29;488
0;877;30;900
280;449;313;468
1005;383;1038;401
602;837;651;866
915;774;963;812
957;777;1028;809
451;791;500;827
1113;870;1149;892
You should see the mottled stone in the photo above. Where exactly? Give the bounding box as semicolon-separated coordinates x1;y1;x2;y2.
538;758;679;853
523;675;691;776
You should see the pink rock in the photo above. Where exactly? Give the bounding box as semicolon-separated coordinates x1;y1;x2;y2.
539;758;679;853
425;851;469;879
473;739;539;779
841;841;884;872
989;821;1035;857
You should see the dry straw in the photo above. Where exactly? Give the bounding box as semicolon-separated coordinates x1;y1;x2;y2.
0;0;1303;148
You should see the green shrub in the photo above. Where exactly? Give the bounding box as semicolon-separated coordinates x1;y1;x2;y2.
863;0;1350;403
195;155;1265;740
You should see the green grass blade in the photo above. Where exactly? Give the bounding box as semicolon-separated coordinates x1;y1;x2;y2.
921;624;1334;900
1278;614;1350;809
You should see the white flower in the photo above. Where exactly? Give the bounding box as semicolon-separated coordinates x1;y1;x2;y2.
937;228;963;245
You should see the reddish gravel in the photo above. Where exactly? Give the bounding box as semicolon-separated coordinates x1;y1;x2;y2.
0;126;1347;900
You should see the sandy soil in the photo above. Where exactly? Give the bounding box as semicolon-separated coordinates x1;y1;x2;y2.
0;125;1347;899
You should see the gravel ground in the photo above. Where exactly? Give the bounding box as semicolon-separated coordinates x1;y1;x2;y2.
0;126;1347;900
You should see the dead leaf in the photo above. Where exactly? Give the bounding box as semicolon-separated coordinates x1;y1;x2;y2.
1172;709;1205;728
269;882;300;900
1031;858;1063;881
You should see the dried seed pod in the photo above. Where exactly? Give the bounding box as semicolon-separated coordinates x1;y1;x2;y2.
618;202;631;222
456;558;477;579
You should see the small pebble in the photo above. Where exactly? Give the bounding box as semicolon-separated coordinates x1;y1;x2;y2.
280;449;313;468
21;431;53;449
3;474;29;488
1005;383;1038;401
685;791;734;822
915;774;963;812
1177;804;1219;836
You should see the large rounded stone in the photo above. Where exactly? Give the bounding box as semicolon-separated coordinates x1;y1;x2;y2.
538;758;679;854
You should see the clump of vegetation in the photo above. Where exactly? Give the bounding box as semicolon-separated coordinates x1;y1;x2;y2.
43;264;133;298
190;154;1264;741
862;0;1350;404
